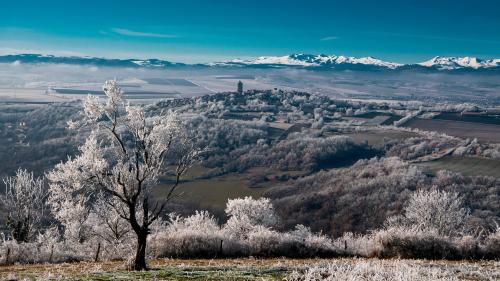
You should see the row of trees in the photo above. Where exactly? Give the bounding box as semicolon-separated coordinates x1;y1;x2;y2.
3;173;498;264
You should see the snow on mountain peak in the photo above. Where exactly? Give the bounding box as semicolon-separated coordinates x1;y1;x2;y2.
418;56;499;69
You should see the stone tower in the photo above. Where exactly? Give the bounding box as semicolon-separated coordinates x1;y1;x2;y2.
237;80;243;94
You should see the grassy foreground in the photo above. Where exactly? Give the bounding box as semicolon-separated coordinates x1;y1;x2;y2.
0;258;498;281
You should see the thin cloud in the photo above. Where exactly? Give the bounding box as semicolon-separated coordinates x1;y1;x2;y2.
320;36;339;41
110;28;176;38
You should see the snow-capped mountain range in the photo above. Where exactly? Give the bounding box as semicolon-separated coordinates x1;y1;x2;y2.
217;54;403;69
1;53;499;71
218;54;500;70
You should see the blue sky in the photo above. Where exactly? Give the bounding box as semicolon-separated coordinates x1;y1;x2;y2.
1;0;499;63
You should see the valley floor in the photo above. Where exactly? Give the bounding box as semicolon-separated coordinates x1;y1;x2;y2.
0;258;497;280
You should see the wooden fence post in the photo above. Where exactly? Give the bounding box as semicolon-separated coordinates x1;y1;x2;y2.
49;244;54;263
219;239;223;257
5;247;10;265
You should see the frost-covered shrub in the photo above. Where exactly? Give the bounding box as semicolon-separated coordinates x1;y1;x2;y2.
245;224;337;257
0;169;48;242
289;225;335;254
286;259;469;281
333;232;377;257
246;226;284;256
151;232;226;258
149;211;233;258
0;240;132;264
373;225;500;260
378;188;475;259
0;228;86;264
386;189;470;237
374;226;461;260
482;226;500;259
223;197;279;239
149;198;339;259
431;170;500;232
281;225;337;257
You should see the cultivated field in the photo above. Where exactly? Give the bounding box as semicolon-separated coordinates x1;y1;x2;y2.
435;112;500;126
405;118;500;143
334;130;418;147
416;156;500;178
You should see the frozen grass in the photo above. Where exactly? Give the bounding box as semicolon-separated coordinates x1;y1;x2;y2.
286;259;500;281
0;258;497;281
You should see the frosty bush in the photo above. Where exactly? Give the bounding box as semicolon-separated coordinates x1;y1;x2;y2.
386;189;470;237
149;211;226;258
374;226;461;259
223;197;279;239
286;259;474;281
375;189;474;259
0;169;48;242
149;197;338;259
333;232;377;257
483;225;500;259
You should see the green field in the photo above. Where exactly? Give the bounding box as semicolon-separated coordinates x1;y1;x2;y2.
152;166;293;209
416;156;500;178
154;173;270;209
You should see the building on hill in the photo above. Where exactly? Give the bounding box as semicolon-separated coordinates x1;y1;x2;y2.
237;80;243;94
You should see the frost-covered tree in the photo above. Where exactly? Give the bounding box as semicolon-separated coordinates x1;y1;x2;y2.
1;169;47;242
388;189;470;237
48;80;199;270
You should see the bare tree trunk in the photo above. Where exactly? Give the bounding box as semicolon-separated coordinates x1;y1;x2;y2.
133;232;148;270
94;242;101;262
